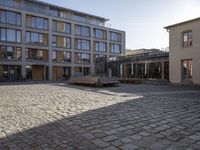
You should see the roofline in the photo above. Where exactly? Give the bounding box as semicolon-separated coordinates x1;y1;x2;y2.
164;17;200;29
32;0;109;21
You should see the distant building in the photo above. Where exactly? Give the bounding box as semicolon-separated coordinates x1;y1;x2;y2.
165;17;200;85
126;49;161;56
0;0;125;81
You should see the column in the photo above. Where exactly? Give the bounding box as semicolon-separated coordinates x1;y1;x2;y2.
131;63;133;76
145;61;148;76
162;61;165;80
120;64;123;78
21;12;26;79
71;23;75;77
90;26;95;75
48;18;53;80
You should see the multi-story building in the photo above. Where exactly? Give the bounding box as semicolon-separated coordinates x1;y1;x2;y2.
165;18;200;85
0;0;125;81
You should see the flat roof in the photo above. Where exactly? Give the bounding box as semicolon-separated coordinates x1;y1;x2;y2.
32;0;109;21
164;17;200;29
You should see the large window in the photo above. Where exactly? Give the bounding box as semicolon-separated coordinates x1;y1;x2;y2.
0;46;21;60
75;39;90;51
26;31;48;46
94;41;107;52
52;35;71;48
75;25;90;37
183;31;192;47
74;15;86;23
52;51;71;63
52;20;71;33
0;28;21;43
26;48;48;62
110;32;121;42
94;28;107;40
75;52;90;64
110;44;121;54
0;0;21;9
26;15;48;30
0;10;21;25
182;59;192;80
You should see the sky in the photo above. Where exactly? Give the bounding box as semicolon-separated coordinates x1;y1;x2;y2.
41;0;200;50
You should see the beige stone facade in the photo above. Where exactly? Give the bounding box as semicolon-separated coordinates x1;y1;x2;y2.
165;18;200;85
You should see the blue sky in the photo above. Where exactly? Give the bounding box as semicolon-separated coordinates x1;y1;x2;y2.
41;0;200;50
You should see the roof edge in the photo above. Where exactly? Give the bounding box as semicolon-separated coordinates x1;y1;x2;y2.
164;17;200;29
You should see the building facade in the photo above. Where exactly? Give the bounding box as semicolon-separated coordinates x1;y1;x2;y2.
0;0;125;81
165;18;200;85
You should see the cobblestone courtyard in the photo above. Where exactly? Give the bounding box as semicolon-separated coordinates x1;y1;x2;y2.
0;83;200;150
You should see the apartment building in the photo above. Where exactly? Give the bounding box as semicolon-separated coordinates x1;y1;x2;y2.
165;18;200;85
0;0;125;81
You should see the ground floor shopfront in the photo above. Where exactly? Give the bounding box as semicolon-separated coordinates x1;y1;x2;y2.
0;64;92;81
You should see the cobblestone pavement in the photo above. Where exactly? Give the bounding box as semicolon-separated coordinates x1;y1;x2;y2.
0;82;200;150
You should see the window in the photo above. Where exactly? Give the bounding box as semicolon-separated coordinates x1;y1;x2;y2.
0;46;21;60
94;41;107;52
75;39;90;50
0;28;6;41
75;52;90;64
182;59;192;80
0;28;21;43
74;15;86;23
110;32;121;42
110;44;121;54
52;51;57;62
52;20;71;33
52;35;71;48
0;10;21;25
94;29;106;40
55;51;71;63
75;25;90;37
183;31;192;47
26;31;48;46
94;54;106;63
26;48;48;61
26;15;48;30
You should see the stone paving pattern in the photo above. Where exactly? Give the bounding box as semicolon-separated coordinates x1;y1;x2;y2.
0;82;200;150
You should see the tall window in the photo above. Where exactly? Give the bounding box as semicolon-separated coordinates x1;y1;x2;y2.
75;52;90;64
182;59;192;80
110;44;121;54
0;28;21;43
183;31;192;47
26;48;48;62
26;31;48;46
75;39;90;51
26;15;48;30
94;41;107;52
52;20;71;33
52;36;71;48
110;32;121;42
0;46;21;60
52;51;71;63
0;10;21;25
75;25;90;37
94;28;107;40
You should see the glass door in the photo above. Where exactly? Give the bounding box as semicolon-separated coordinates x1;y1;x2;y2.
182;59;192;81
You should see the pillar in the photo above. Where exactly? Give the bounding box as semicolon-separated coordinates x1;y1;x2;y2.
162;61;165;80
131;63;133;75
120;64;123;78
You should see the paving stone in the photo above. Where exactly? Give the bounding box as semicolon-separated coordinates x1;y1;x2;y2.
131;134;142;140
92;139;110;148
120;143;138;150
103;135;118;142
